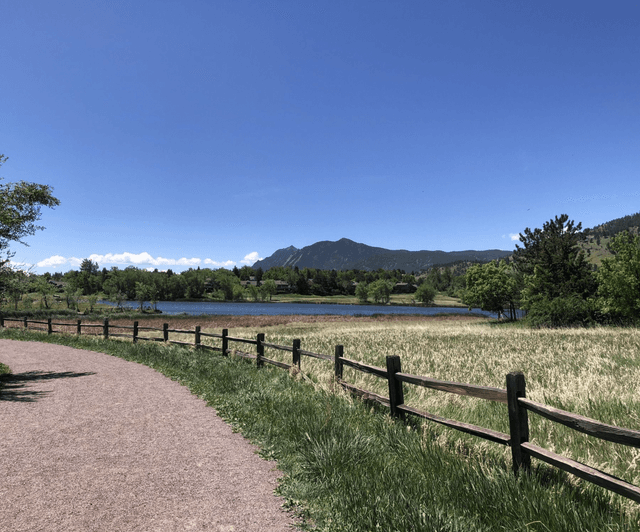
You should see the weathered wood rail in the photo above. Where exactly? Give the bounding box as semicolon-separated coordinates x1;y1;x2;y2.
2;314;639;503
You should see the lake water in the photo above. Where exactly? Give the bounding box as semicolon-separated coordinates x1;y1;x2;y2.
101;300;505;319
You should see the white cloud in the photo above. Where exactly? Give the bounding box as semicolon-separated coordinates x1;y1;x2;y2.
37;255;82;268
240;251;263;265
34;252;245;271
510;233;521;242
204;259;236;268
86;252;203;267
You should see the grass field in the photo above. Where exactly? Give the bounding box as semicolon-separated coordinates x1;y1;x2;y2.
213;317;640;509
2;316;640;529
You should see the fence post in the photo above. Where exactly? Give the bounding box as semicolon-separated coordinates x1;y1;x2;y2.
103;318;109;340
195;326;201;349
163;323;169;342
292;339;301;369
222;329;228;356
386;355;405;420
133;321;139;343
0;314;4;328
47;318;52;335
256;333;264;368
334;345;344;380
24;317;28;329
77;319;82;335
506;371;531;476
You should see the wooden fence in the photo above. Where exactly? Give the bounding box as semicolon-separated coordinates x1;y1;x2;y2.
2;315;640;504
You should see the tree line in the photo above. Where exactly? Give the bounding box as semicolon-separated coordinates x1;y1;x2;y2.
463;214;640;326
2;261;465;310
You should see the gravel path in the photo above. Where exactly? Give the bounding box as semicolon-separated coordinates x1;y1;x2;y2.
0;340;297;531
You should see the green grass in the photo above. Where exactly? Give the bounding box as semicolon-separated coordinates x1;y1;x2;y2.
0;361;10;387
220;319;640;514
1;325;638;530
251;291;465;307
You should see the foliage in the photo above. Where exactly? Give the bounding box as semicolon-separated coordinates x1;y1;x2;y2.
514;214;596;303
260;279;277;301
63;283;82;310
355;282;369;303
368;279;393;304
33;277;56;309
0;154;60;253
464;260;519;319
512;214;597;325
215;269;243;301
134;282;155;310
414;282;436;304
525;294;597;328
0;267;31;310
596;231;640;323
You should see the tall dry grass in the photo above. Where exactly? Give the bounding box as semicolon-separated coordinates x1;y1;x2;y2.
215;318;640;512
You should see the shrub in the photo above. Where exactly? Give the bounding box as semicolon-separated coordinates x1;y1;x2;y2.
414;283;436;304
525;295;596;327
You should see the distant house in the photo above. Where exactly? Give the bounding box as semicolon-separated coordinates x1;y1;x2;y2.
240;279;291;293
273;280;291;293
48;280;67;292
393;282;418;294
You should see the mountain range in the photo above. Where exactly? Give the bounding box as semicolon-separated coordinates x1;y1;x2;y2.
252;238;512;272
252;213;640;273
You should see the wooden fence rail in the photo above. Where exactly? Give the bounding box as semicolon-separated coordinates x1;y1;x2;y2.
1;314;639;504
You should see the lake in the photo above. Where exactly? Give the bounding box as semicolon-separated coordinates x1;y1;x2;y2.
101;300;505;319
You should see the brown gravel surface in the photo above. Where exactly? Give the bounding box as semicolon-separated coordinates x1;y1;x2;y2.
0;339;297;532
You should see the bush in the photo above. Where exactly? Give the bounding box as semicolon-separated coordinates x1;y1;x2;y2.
414;283;436;304
525;295;596;328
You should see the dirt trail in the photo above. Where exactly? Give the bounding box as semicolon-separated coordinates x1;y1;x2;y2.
0;339;297;531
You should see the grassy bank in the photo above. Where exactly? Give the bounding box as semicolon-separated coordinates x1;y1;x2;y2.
270;291;466;307
1;323;638;530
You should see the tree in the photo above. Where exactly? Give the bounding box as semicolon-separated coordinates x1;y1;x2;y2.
77;258;101;294
513;214;595;302
135;282;152;310
261;279;277;301
64;283;82;310
464;260;519;319
0;154;60;253
414;282;436;305
596;231;640;322
3;269;29;310
34;277;56;309
368;279;393;304
247;284;260;301
512;214;597;326
355;282;369;303
513;214;596;315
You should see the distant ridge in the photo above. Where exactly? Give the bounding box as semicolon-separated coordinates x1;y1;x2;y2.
252;238;512;272
585;211;640;238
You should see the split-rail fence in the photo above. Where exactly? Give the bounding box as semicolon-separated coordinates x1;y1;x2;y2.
2;315;640;504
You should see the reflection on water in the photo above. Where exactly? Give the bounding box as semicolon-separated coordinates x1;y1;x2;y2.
100;300;505;319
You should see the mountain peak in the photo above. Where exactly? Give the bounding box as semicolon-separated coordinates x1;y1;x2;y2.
252;239;511;271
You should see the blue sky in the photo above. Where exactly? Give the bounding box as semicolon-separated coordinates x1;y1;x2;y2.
2;0;639;274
